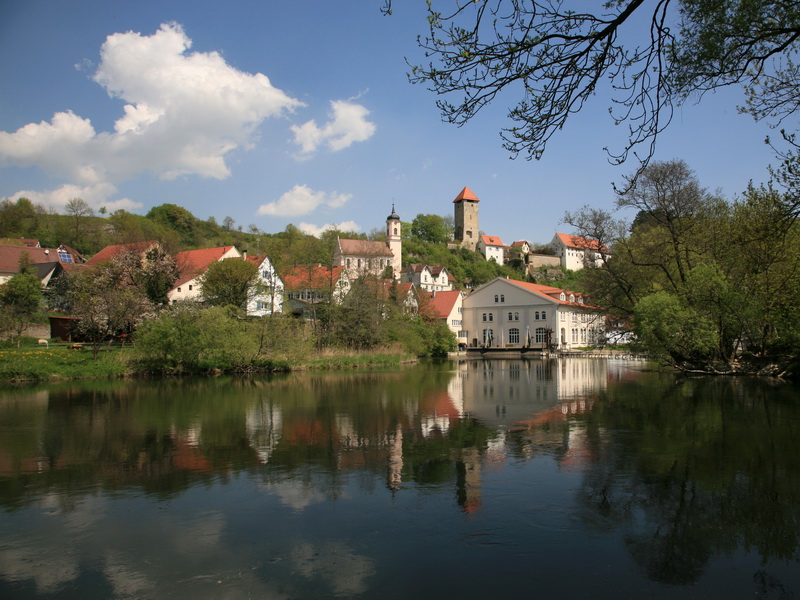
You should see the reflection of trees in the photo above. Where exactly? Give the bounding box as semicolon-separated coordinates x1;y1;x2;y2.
0;369;496;510
576;374;800;585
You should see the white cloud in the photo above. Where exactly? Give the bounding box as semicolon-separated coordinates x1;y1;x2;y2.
0;22;302;211
291;100;376;156
298;221;360;237
257;184;352;217
8;183;142;213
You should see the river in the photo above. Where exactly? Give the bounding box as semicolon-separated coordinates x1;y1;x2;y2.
1;358;799;599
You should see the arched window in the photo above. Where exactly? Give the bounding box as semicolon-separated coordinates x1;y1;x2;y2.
560;292;566;301
488;313;494;322
482;313;487;322
541;310;546;320
515;312;519;321
508;312;513;321
535;327;547;344
509;328;520;344
500;295;505;302
535;311;540;320
494;295;499;303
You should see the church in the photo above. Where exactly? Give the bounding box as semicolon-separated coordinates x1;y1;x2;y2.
333;205;402;280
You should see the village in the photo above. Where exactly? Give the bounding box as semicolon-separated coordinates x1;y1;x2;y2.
0;186;610;354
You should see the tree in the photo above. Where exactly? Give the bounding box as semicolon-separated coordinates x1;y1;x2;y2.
65;198;93;248
112;246;180;307
394;0;800;167
0;258;42;347
410;213;453;244
199;259;259;311
66;265;152;359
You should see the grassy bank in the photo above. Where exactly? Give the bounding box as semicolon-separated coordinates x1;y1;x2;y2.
0;344;417;383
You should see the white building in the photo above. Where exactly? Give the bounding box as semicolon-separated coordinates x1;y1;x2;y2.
402;264;454;292
477;234;506;263
461;277;605;350
550;233;609;271
168;246;241;304
245;253;284;316
334;206;402;280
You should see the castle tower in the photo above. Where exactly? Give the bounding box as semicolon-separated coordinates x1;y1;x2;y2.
386;204;402;279
453;186;480;251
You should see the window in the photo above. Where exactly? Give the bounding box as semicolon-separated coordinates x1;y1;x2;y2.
541;310;546;320
188;285;193;291
177;287;181;293
482;313;487;322
509;328;520;344
535;311;540;320
514;312;519;321
508;312;513;321
569;294;575;303
572;328;578;343
452;319;462;327
347;258;351;268
488;313;494;322
535;327;547;344
500;295;505;302
560;292;566;301
458;330;468;338
494;295;499;303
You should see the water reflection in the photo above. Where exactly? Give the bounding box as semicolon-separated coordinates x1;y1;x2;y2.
1;360;799;598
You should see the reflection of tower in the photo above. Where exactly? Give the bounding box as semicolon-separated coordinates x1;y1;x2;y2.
386;205;402;279
453;186;480;251
455;446;482;513
387;424;404;491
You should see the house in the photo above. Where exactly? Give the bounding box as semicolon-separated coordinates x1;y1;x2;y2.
425;289;465;344
0;238;41;248
167;246;241;304
245;253;284;316
402;264;454;292
333;206;402;280
477;234;505;263
281;264;350;319
0;243;85;285
550;233;610;271
461;277;605;350
85;240;161;266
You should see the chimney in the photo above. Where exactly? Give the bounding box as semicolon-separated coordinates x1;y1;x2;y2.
242;249;248;260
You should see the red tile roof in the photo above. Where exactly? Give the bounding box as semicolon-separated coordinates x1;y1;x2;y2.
453;186;480;203
503;278;600;308
173;246;237;287
337;238;393;257
554;233;609;253
86;241;159;266
427;290;462;319
282;265;346;290
480;234;505;247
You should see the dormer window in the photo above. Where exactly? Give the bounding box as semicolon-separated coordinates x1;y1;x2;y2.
578;297;584;304
569;294;575;303
560;292;566;301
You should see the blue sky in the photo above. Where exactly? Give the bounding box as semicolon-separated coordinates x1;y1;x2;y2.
0;0;781;246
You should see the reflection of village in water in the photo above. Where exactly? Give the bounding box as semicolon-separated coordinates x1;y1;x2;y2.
0;358;616;515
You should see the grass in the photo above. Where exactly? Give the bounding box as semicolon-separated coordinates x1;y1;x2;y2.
0;342;417;382
0;344;129;382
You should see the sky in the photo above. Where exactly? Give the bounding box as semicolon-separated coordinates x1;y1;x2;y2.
0;0;784;246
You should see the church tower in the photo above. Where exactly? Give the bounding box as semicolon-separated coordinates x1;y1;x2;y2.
453;186;480;251
386;204;402;279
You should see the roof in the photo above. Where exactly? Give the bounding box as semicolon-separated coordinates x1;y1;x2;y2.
480;234;505;247
337;238;393;257
427;290;462;319
503;278;600;308
0;244;83;274
173;246;237;287
85;241;159;266
282;265;346;290
453;186;480;203
0;238;40;247
554;233;610;253
511;240;530;247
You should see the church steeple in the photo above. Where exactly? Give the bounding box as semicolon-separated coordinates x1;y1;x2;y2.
386;204;402;279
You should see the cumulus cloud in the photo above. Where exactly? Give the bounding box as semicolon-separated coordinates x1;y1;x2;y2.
298;221;360;237
8;183;142;213
291;100;376;156
257;184;352;217
0;22;302;210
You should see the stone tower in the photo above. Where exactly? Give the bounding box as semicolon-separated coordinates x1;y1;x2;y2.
453;186;480;251
386;204;402;279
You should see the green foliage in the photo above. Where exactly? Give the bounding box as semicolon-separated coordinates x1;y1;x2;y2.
634;291;720;365
410;213;453;244
0;268;43;346
199;258;259;310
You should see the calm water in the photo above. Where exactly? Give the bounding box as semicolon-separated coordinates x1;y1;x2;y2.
1;359;799;599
